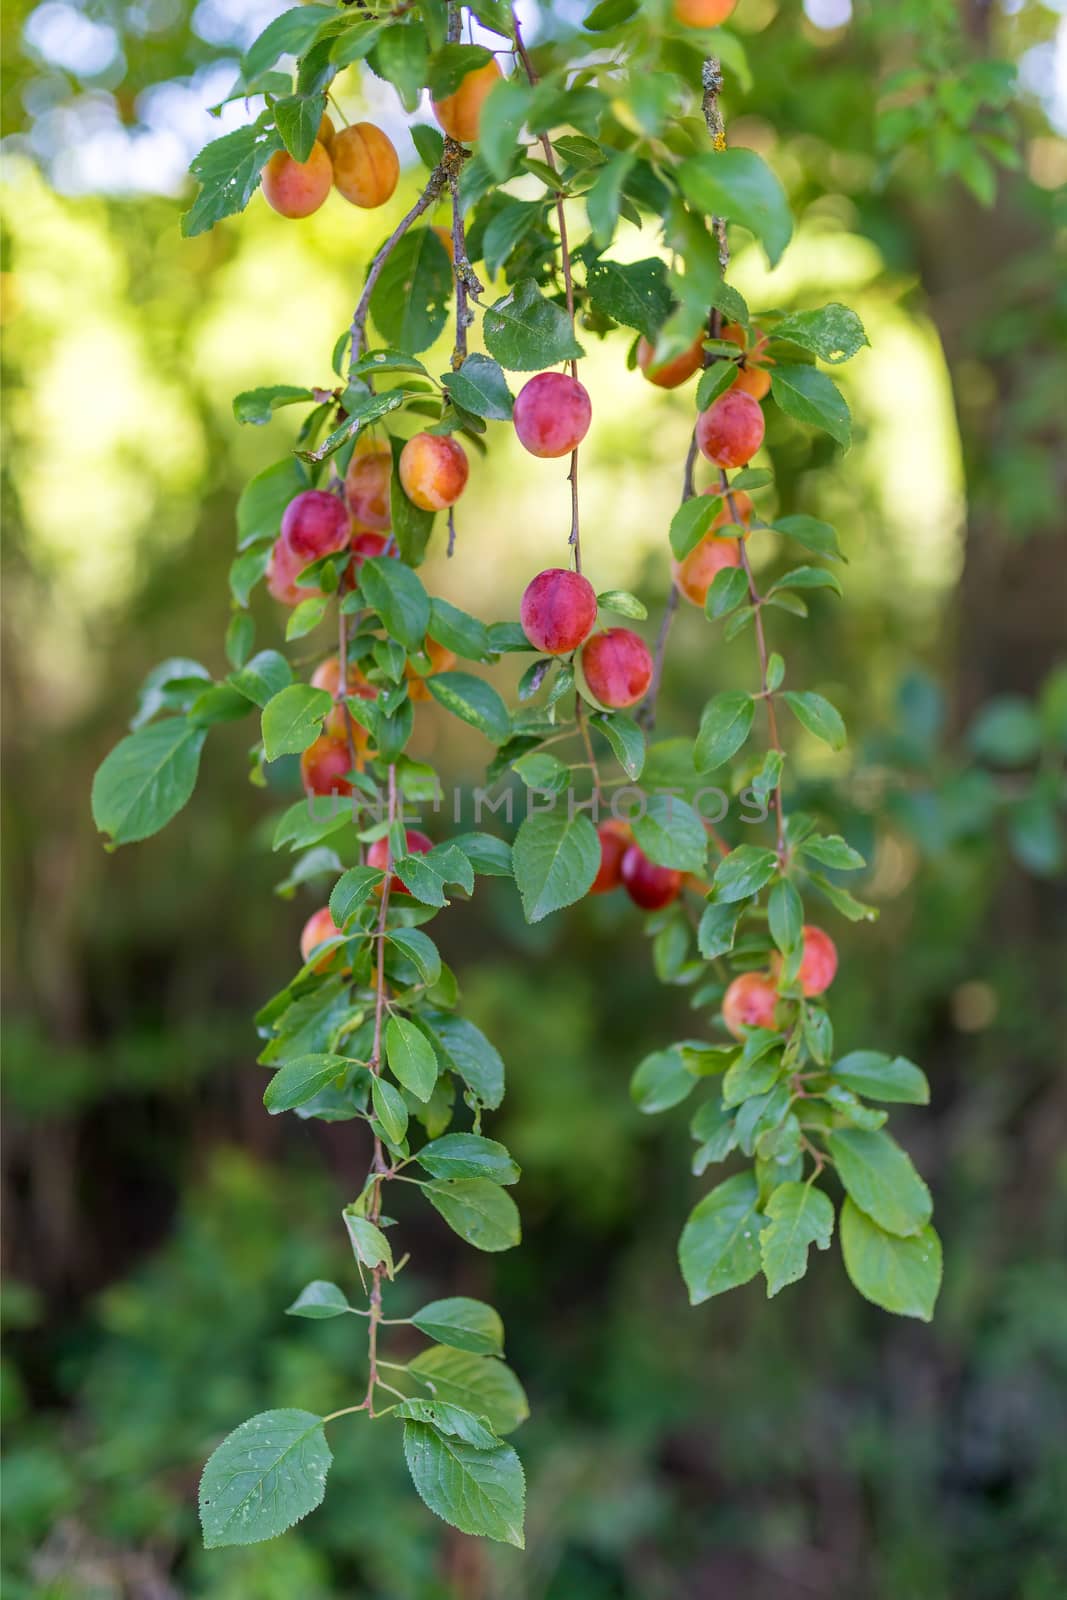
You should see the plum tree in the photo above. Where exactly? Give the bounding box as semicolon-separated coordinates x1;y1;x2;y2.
432;58;502;142
590;820;631;894
513;372;592;458
722;971;778;1038
331;122;399;209
398;433;469;510
520;568;598;655
636;331;705;388
367;828;433;894
581;628;654;708
672;533;742;607
721;322;773;400
261;142;333;218
696;389;765;468
620;846;682;910
281;488;350;561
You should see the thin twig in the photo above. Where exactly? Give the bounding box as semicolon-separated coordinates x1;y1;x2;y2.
349;171;449;379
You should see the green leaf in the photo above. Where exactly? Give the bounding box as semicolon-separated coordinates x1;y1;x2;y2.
92;719;207;847
229;649;293;708
233;385;315;425
383;435;436;568
182;117;283;238
677;149;793;268
285;595;329;640
799;833;866;871
418;1133;519;1185
480;77;533;181
583;256;672;339
371;1075;409;1145
427;42;493;98
839;1198;942;1321
760;1181;834;1296
772;303;868;364
237;457;308;549
285;1280;352;1319
422;1009;505;1108
770;514;843;562
395;1399;499;1450
411;1297;504;1356
199;1409;331;1548
631;794;707;874
369;227;452;353
424;1178;521;1252
261;685;332;761
968;695;1043;766
695;362;738;411
274;91;326;162
771;365;851;447
769;565;842;598
679;1172;766;1306
444;354;515;420
595;589;647;621
631;1047;694;1114
590;712;645;780
768;879;803;954
360;556;431;650
387;928;441;988
403;1422;525;1547
713;845;779;903
722;1036;782;1107
706;565;749;621
669;494;719;560
386;1015;439;1101
695;691;755;772
407;1346;528;1435
428;598;491;661
428;672;510;744
832;1051;930;1106
482;278;584;371
264;1053;348;1114
344;1211;394;1277
242;5;334;78
698;901;742;959
782;690;847;751
374;21;430;112
512;810;600;923
586;150;635;249
828;1128;933;1237
329;865;381;927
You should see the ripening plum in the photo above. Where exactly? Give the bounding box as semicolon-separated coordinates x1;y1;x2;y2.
636;330;705;389
300;735;355;798
520;568;598;655
267;535;320;606
311;654;376;743
707;486;754;530
791;925;838;996
344;441;392;531
398;433;469;511
317;113;336;153
590;819;631;895
620;845;682;911
262;142;333;219
581;628;654;709
674;0;738;24
721;321;773;401
281;489;351;563
332;122;400;209
722;971;778;1038
432;58;503;143
349;530;393;575
367;827;434;895
672;534;742;608
406;635;458;702
696;389;765;468
513;372;592;458
300;906;342;970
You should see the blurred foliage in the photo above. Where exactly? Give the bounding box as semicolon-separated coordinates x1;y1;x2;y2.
2;0;1066;1595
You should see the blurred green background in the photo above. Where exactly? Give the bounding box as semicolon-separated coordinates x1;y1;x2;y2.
2;1;1066;1596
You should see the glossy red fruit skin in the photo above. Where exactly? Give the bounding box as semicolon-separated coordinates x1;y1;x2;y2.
581;629;654;709
300;736;355;798
267;535;319;606
344;448;392;531
349;530;393;575
281;489;350;562
590;820;631;895
300;906;342;968
620;845;683;910
797;925;838;996
367;828;433;894
695;389;765;468
520;568;598;655
722;972;778;1038
513;373;592;459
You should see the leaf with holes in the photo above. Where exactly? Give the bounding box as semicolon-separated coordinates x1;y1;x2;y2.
199;1409;331;1548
